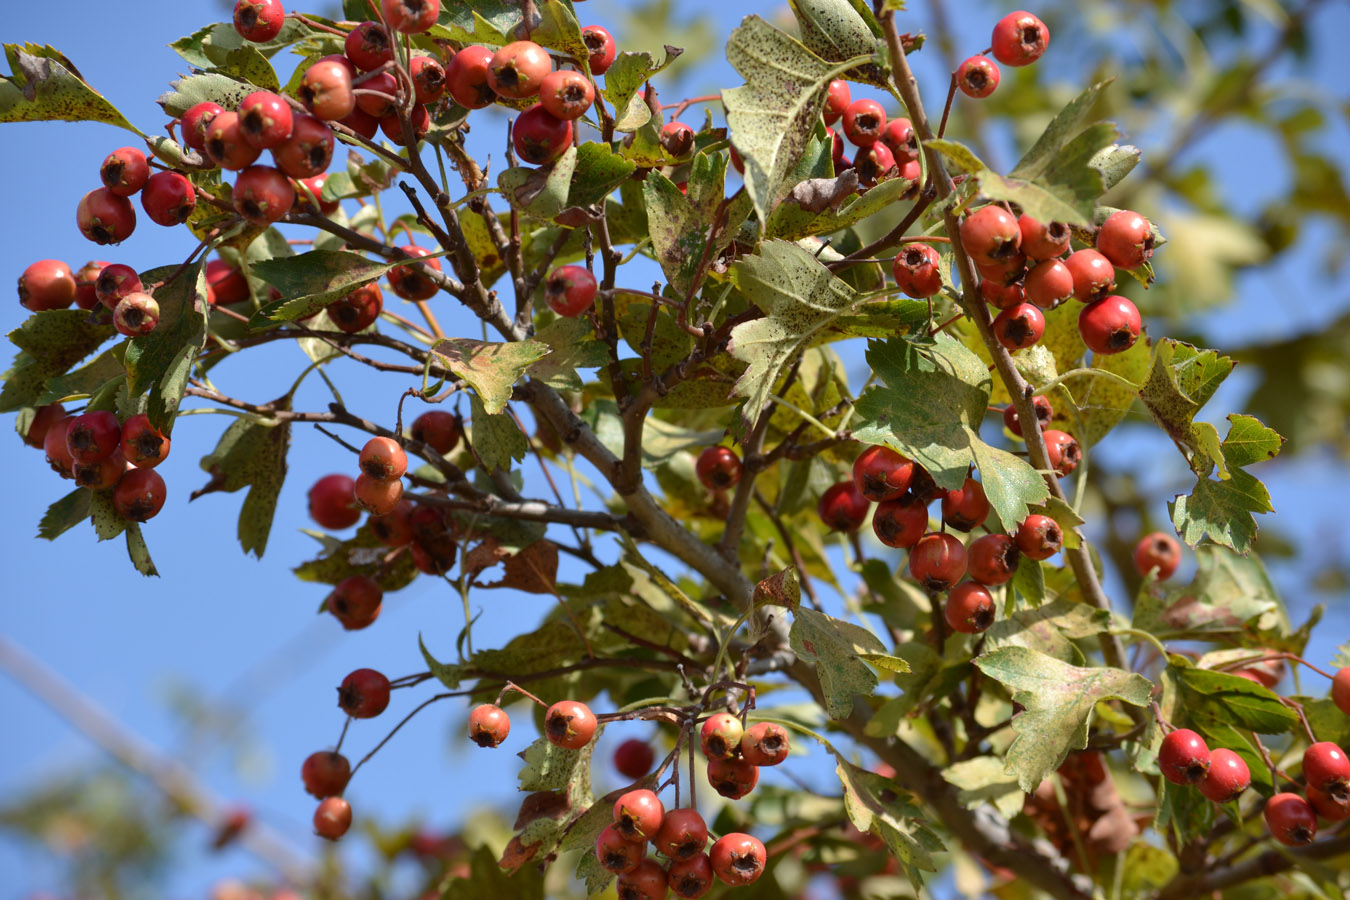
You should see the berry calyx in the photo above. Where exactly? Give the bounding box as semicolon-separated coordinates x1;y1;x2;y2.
1264;792;1316;846
710;833;767;886
73;449;126;491
120;412;171;468
308;473;360;529
818;481;869;532
667;853;714;899
513;104;573;165
468;704;511;748
991;11;1050;67
941;477;990;532
77;188;136;245
957;55;1001;98
1302;742;1350;802
909;532;968;593
660;120;696;158
706;755;758;799
613;739;655;778
852;444;914;503
1002;395;1053;437
967;533;1020;586
613;789;665;843
892;242;942;298
409;55;446;104
337;668;391;719
204;112;262;170
388;245;442;300
359;436;408;482
1065;249;1116;302
410;410;461;454
872;494;928;549
695;445;742;491
1197;748;1251;803
113;468;167;521
327;282;382;333
313;796;352;841
233;0;285;43
1097;209;1154;269
740;722;790;767
616;858;667;900
539;69;595;120
1159;728;1211;785
488;40;552;99
945;582;996;634
1042;429;1081;477
344;21;392;71
100;146;149;197
545;265;598;317
842;98;886;147
655;808;708;861
992;302;1045;351
545;700;597;749
596;825;644;874
114;292;160;337
326;575;383;630
700;712;743;760
582;25;617;75
961;205;1022;265
1133;532;1181;580
1015;514;1062;560
301;750;351;798
67;410;121;463
272;114;334;178
18;259;77;311
1079;295;1141;355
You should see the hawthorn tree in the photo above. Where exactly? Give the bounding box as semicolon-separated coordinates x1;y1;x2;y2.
3;0;1349;899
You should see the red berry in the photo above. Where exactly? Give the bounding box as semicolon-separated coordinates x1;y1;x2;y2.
239;90;294;150
513;104;573;165
596;825;644;874
696;446;742;491
822;79;851;125
23;403;67;449
1264;792;1317;845
710;833;766;886
707;756;758;799
381;0;440;34
327;575;383;630
1002;395;1053;437
1097;209;1154;269
409;55;446;104
667;853;714;899
613;789;664;843
411;410;461;454
338;668;391;718
545;264;598;317
43;416;77;478
892;243;942;298
854;142;896;188
309;473;360;529
119;413;170;468
18;259;77;311
181;102;224;153
991;11;1050;67
488;40;552;99
446;45;496;109
740;722;790;767
467;703;511;747
582;25;617;75
301;750;351;798
379;105;432;146
957;55;1000;98
992;302;1045;351
1024;259;1073;309
1159;728;1211;785
545;700;597;749
345;21;392;71
1042;429;1081;477
909;532;968;592
233;165;295;225
327;281;382;333
961;206;1021;266
1018;215;1071;260
234;0;285;42
945;582;996;633
72;448;126;491
1015;514;1062;560
981;278;1025;310
907;465;944;503
872;494;928;549
139;171;196;227
72;260;108;310
1308;783;1350;821
114;292;160;336
977;252;1028;287
536;69;595;121
616;858;667;900
941;477;989;532
1065;249;1115;302
841;98;885;148
968;533;1019;586
359;436;407;482
1133;532;1181;580
1303;742;1350;803
272;114;334;179
880;117;918;162
852;445;914;503
655;808;707;861
113;467;167;521
353;472;403;515
818;480;869;532
356;71;399;119
100;146;149;197
67;410;121;463
1079;295;1141;355
388;245;442;301
77;188;136;245
1197;747;1251;803
300;59;356;121
700;713;743;760
1333;667;1350;716
313;796;352;841
293;173;339;216
204;112;262;170
613;738;655;779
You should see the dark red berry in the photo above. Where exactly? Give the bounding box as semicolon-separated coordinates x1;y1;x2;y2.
1133;532;1181;580
140;171;196;226
181;102;224;154
301;750;351;798
43;416;77;478
300;59;356;121
892;242;942;298
700;713;743;760
823;79;851;125
1303;742;1350;803
941;477;989;531
72;260;108;310
1018;215;1071;260
337;668;391;718
113;467;167;521
1042;429;1081;477
353;472;403;515
1264;792;1316;845
1024;259;1073;309
233;165;295;225
468;704;511;747
613;739;655;779
239;89;294;149
872;494;928;549
881;117;919;162
706;756;758;799
1002;396;1053;437
539;69;594;120
545;265;598;316
411;410;461;454
328;282;382;333
582;25;616;75
1159;728;1211;785
710;833;766;886
327;575;383;630
447;45;496;109
409;55;446;104
488;40;552;99
1332;667;1350;716
345;21;392;71
616;858;667;900
120;413;170;468
968;533;1019;586
1079;295;1141;355
696;446;742;491
100;146;149;197
313;796;352;841
740;722;790;766
818;481;869;532
1065;249;1115;302
233;0;285;42
77;188;136;245
668;853;714;899
23;403;67;449
656;808;707;861
961;205;1021;265
852;445;914;503
909;532;968;592
388;245;442;301
545;700;597;749
67;410;121;463
992;302;1045;351
1015;514;1061;560
206;258;250;307
272;114;334;179
309;473;360;529
596;825;644;874
205;112;262;170
945;582;996;633
381;0;440;34
613;789;664;843
513;104;573;165
841;98;885;147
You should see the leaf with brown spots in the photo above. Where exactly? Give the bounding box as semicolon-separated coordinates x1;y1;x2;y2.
1;44;141;133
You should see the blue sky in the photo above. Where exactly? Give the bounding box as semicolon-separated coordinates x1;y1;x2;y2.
2;1;1348;898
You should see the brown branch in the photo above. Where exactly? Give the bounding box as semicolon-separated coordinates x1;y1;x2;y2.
1156;831;1350;900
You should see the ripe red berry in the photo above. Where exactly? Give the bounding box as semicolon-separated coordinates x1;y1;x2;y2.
338;668;391;718
872;494;928;549
823;79;851;125
941;477;989;532
139;171;196;227
327;575;382;630
613;789;664;843
113;467;167;521
408;55;446;104
909;532;968;592
447;45;496;109
272;114;334;179
313;796;352;841
1197;747;1251;803
981;278;1026;310
468;703;511;748
513;105;573;165
72;448;126;491
1042;429;1081;477
72;260;107;310
991;11;1050;67
379;105;432;146
854;141;896;188
233;165;295;225
977;252;1029;287
18;259;77;311
356;71;399;119
411;410;461;454
1065;249;1116;302
545;264;598;317
23;403;67;449
1018;215;1071;260
740;722;790;767
707;756;758;799
301;750;351;798
1079;295;1141;355
852;445;914;503
1308;783;1350;822
1002;395;1053;437
537;69;594;120
667;853;714;899
67;410;121;463
353;472;403;515
582;25;617;75
710;833;766;886
292;173;338;216
77;188;136;245
1264;792;1317;845
880;117;918;162
119;413;170;468
957;55;1000;98
239;90;294;150
234;0;285;43
992;302;1045;351
43;416;77;478
907;466;944;503
696;446;742;491
545;700;597;749
616;858;668;900
204;112;262;170
100;146;149;197
1097;209;1154;269
842;98;886;147
1159;728;1211;784
1333;667;1350;716
388;245;442;301
488;40;552;99
1015;514;1062;560
596;825;644;874
892;243;942;298
613;738;655;779
1024;259;1073;309
309;473;360;529
1303;742;1350;802
961;206;1021;265
206;258;250;307
818;481;869;532
300;59;356;121
968;533;1020;586
700;713;743;760
656;808;708;861
114;292;160;336
345;21;391;71
327;282;382;333
180;102;224;154
359;436;407;482
945;582;996;633
1133;531;1181;580
381;0;440;34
